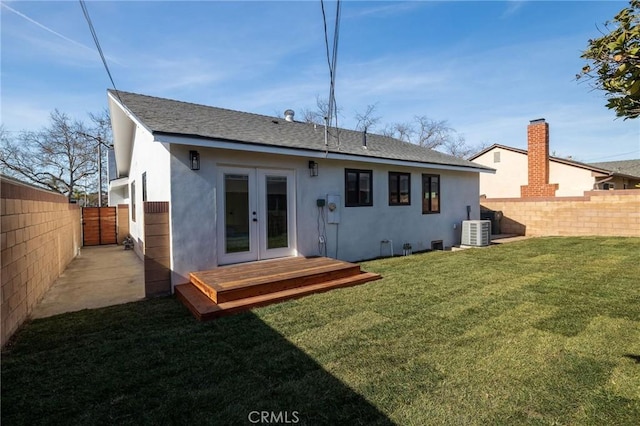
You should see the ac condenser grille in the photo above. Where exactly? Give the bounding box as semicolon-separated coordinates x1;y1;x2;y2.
461;220;491;246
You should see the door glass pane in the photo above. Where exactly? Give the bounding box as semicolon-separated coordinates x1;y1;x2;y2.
266;176;288;249
225;174;250;253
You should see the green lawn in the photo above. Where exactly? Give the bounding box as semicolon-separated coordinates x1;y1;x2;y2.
2;237;639;425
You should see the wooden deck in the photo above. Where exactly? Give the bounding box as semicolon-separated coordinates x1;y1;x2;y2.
175;257;381;320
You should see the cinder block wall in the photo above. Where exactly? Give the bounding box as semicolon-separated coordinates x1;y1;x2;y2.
482;189;640;237
1;176;81;347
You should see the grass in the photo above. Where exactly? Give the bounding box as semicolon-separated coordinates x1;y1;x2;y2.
2;237;639;425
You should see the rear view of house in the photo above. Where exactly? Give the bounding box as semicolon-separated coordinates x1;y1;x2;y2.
107;90;493;295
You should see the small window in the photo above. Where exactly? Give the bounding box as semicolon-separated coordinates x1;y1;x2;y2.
142;172;148;202
131;181;136;222
422;174;440;214
389;172;411;205
603;182;615;190
493;151;501;163
345;169;373;207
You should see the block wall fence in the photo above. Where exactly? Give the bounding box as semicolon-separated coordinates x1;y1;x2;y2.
482;189;640;237
1;176;81;347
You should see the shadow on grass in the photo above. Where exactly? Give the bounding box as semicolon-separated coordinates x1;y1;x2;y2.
1;297;393;425
623;354;640;364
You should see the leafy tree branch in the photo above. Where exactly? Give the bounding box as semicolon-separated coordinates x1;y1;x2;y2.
578;0;640;119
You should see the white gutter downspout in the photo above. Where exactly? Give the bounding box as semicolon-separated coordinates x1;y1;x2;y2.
593;173;614;190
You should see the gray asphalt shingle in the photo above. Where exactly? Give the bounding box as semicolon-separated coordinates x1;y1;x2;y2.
589;159;640;178
110;90;491;171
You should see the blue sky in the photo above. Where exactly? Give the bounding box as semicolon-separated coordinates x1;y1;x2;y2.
2;0;638;162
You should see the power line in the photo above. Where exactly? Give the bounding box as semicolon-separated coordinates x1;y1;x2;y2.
331;0;341;144
320;0;341;145
584;150;640;162
78;0;122;103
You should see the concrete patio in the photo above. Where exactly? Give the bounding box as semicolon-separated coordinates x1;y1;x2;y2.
32;245;144;319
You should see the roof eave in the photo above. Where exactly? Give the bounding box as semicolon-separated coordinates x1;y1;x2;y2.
154;132;495;174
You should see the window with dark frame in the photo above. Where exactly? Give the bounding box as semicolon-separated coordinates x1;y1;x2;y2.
131;181;136;222
345;169;373;207
142;172;147;202
422;174;440;214
389;172;411;205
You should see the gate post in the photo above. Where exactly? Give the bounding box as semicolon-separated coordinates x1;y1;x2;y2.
143;202;171;297
116;204;129;244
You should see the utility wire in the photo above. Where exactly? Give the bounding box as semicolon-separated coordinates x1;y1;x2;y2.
331;0;341;146
321;1;333;110
320;0;341;146
584;150;639;162
79;0;122;104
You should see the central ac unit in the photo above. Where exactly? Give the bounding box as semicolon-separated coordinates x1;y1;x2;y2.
461;220;491;246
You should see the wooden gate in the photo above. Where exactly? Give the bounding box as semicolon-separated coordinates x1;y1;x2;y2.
82;207;117;246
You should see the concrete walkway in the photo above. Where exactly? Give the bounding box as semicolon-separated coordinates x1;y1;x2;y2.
32;245;145;319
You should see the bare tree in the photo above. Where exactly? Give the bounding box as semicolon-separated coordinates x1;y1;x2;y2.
380;122;414;142
0;109;108;202
300;96;344;125
297;96;484;159
413;116;453;149
381;116;452;149
354;103;381;131
379;115;488;158
300;108;323;125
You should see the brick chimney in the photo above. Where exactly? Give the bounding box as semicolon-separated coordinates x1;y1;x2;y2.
520;118;558;197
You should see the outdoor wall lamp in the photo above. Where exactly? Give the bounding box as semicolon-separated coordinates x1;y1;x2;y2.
309;160;318;177
190;150;200;170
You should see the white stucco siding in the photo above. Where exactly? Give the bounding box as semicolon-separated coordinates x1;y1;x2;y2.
169;144;219;285
549;162;597;196
295;159;479;262
127;126;171;256
108;177;130;206
474;148;527;198
108;187;128;206
168;146;480;285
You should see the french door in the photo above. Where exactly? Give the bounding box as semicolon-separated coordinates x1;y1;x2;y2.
217;167;296;265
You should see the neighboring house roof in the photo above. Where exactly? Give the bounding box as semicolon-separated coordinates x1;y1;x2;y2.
108;90;492;172
470;143;640;178
589;159;640;179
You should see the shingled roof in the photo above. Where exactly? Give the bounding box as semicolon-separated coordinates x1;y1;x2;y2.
109;90;491;172
470;143;640;178
589;159;640;179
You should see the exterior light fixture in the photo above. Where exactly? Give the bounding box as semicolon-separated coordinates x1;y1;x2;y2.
308;160;318;177
190;150;200;170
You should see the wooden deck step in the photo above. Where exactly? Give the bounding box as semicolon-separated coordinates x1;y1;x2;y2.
175;272;381;321
190;258;362;304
